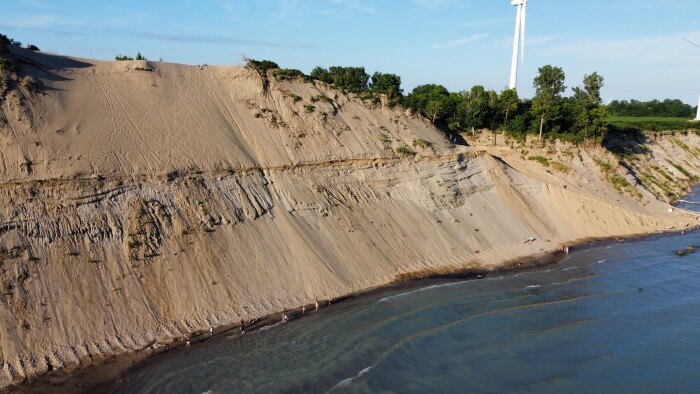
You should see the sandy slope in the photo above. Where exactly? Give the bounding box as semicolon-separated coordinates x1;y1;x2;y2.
0;47;699;388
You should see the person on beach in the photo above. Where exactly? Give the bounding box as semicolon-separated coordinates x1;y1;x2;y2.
210;327;213;336
302;306;306;314
240;320;245;334
315;301;319;311
186;340;191;349
282;313;288;323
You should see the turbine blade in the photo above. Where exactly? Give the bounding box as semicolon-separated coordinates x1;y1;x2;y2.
520;3;527;64
682;37;700;50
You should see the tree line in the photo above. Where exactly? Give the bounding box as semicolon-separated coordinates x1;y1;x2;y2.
608;99;696;118
268;62;608;143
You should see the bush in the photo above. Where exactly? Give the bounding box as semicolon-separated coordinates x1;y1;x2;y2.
20;76;39;92
304;104;316;113
135;52;146;61
245;58;279;75
115;54;134;61
273;68;306;81
528;156;549;166
395;146;416;156
413;139;431;149
310;66;369;93
26;44;39;51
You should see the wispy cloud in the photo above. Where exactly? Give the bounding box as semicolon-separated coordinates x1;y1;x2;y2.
327;0;376;14
127;31;322;49
433;33;488;49
413;0;464;8
541;30;700;64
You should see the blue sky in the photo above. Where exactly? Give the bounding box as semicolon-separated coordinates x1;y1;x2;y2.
1;0;699;103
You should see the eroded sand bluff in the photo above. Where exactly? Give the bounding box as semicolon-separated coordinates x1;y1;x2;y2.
0;47;699;387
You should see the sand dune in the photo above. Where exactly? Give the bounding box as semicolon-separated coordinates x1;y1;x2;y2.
0;47;698;388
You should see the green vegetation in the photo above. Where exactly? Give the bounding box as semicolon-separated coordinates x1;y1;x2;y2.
412;139;431;149
395;146;416;156
668;161;699;181
608;117;698;132
304;104;316;113
273;68;306;81
608;99;696;118
115;52;146;61
528;156;550;166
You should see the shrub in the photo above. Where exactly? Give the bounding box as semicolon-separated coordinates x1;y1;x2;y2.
20;76;39;92
115;54;134;61
245;58;279;75
135;52;146;61
528;156;550;166
395;146;416;156
310;66;369;93
413;139;431;149
273;68;306;81
304;104;316;113
26;44;39;51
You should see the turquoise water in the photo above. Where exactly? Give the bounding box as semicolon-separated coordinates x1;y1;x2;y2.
110;190;700;393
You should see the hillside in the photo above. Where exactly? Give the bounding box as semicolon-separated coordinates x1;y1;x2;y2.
0;46;699;389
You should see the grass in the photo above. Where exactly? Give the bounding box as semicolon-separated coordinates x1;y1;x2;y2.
608;116;699;132
395;146;416;156
528;156;550;166
412;139;431;149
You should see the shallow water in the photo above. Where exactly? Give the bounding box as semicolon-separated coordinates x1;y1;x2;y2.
111;190;700;393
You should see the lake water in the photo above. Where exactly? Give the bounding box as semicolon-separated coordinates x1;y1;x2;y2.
110;189;700;393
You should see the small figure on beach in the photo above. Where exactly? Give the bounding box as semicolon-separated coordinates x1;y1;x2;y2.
328;299;332;306
186;340;191;349
315;301;319;311
282;313;288;323
302;306;306;314
210;327;213;336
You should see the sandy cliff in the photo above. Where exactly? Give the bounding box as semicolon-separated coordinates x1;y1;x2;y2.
0;47;699;388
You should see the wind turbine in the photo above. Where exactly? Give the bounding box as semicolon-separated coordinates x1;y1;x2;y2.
508;0;528;90
682;37;700;121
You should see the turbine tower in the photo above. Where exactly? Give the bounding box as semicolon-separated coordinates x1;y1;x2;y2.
509;0;528;90
683;38;700;121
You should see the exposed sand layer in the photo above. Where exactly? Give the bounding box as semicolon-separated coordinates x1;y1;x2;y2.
0;47;699;388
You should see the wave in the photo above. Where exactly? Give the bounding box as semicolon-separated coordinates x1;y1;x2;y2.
328;366;372;392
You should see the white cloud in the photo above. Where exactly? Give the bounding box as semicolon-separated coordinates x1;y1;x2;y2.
433;33;488;49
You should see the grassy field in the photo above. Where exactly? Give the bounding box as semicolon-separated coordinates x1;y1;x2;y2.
608;116;699;132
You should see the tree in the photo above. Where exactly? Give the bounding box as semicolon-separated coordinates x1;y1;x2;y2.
531;65;566;140
496;89;519;144
573;72;608;139
464;85;490;134
310;67;332;84
328;66;370;92
403;84;451;123
370;72;402;98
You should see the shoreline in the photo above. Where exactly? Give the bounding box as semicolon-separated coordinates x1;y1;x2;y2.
14;224;700;393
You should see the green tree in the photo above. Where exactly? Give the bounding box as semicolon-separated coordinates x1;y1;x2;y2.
531;65;566;140
464;85;490;134
492;89;519;144
573;72;608;139
404;84;451;123
370;72;402;98
310;67;332;84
